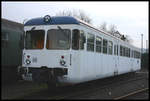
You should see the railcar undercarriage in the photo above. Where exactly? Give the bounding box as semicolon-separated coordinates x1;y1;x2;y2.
18;66;68;88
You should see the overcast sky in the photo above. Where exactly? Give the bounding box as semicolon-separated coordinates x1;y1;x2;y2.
2;1;148;49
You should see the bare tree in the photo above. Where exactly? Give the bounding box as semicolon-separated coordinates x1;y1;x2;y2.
114;30;122;38
107;24;133;43
77;10;92;24
98;22;107;31
108;24;117;35
124;35;133;43
56;10;73;16
55;9;92;24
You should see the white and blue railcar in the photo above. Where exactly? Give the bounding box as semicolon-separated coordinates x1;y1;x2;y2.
19;15;141;87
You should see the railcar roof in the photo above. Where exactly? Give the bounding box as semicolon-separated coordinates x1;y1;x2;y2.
24;16;80;26
24;16;140;51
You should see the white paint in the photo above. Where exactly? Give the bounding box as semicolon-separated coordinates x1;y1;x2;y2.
23;22;141;84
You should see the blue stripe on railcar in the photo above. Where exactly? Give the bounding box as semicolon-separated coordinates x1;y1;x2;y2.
24;16;80;26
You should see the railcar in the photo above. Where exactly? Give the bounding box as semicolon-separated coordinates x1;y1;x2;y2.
18;15;141;87
2;18;23;83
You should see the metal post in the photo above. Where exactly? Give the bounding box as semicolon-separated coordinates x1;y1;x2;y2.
140;34;143;69
146;40;149;53
146;40;148;53
141;34;143;54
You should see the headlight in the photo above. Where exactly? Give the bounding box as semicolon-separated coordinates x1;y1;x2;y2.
60;60;66;66
44;15;51;22
26;59;31;65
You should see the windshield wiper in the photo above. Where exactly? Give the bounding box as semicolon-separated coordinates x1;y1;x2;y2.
57;26;64;32
57;26;68;37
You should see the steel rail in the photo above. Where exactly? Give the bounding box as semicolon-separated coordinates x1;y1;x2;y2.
48;75;147;99
113;88;149;100
17;72;147;99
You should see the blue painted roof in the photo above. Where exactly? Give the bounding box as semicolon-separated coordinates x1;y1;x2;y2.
24;16;80;26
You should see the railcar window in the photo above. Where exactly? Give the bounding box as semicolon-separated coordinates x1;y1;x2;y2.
125;48;127;57
136;51;137;58
46;29;71;50
2;32;9;41
72;29;85;50
72;29;80;50
127;48;129;57
130;50;132;58
96;36;102;53
108;41;113;55
128;48;129;57
114;45;116;55
133;50;134;58
103;39;107;54
114;45;118;55
134;50;136;58
87;33;95;51
2;32;9;48
79;30;86;50
137;51;139;58
135;51;137;58
117;45;118;55
120;45;123;56
138;52;140;58
134;51;140;59
125;47;128;57
25;30;45;49
132;50;134;58
136;51;138;58
138;52;141;58
123;47;125;57
128;48;130;57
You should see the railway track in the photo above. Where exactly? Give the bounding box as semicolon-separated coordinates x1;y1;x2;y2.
18;72;148;99
114;88;149;100
47;74;148;99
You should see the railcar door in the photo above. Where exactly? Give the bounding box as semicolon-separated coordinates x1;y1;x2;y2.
130;50;134;71
95;36;103;78
114;42;119;75
70;29;86;80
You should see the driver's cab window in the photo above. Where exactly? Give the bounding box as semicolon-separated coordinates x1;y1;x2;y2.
72;29;85;50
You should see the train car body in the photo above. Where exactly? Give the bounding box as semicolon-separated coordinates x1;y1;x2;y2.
2;19;23;83
19;16;141;86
